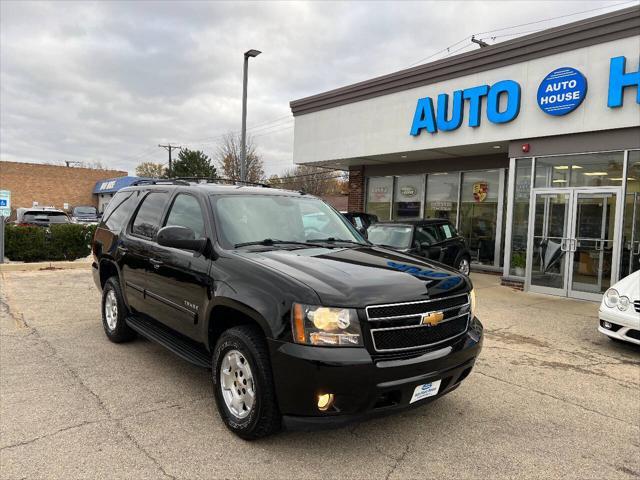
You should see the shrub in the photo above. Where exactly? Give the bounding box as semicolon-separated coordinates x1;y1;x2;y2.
5;224;96;262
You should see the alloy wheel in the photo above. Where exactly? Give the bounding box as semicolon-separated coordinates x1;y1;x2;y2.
104;289;118;331
220;349;256;419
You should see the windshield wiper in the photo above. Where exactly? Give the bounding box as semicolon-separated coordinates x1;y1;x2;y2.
307;237;367;246
234;239;326;248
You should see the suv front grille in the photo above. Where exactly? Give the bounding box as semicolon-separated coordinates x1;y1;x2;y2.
634;300;640;314
366;294;470;352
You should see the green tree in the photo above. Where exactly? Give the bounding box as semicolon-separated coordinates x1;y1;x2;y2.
135;162;167;178
171;149;217;178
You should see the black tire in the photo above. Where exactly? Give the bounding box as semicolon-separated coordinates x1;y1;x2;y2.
455;255;471;275
212;325;280;440
101;277;136;343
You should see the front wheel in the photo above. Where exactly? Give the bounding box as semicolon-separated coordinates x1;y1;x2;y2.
212;326;281;440
456;256;471;275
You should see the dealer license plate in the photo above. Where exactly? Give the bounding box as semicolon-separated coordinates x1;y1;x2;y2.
409;380;441;404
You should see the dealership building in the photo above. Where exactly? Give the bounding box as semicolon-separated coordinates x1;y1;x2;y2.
290;6;640;301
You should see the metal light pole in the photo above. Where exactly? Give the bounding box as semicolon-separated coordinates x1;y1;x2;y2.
240;49;261;182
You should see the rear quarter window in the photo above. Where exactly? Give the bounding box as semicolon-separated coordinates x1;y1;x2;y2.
103;191;138;232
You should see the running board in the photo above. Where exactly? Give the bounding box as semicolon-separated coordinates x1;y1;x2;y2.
126;315;211;369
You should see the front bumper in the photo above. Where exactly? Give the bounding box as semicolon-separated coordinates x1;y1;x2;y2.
598;308;640;345
269;317;483;430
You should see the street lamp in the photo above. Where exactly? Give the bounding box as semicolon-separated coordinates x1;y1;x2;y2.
240;49;261;182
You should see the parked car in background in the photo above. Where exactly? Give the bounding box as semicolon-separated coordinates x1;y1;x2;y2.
598;270;640;345
341;211;378;236
367;219;472;275
15;207;70;227
71;205;100;224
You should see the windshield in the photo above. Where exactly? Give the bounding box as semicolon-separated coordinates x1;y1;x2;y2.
367;225;413;249
73;206;97;215
212;195;364;248
22;212;69;223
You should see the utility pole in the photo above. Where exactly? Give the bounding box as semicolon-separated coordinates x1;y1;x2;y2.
471;35;490;48
158;144;181;177
241;49;261;182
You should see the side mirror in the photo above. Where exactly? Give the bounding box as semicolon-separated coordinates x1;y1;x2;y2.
422;244;441;259
157;225;206;252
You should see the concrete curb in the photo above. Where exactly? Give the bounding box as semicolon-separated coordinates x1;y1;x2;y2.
0;260;91;272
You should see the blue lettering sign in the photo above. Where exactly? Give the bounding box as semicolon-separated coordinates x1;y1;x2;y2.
607;56;640;108
410;97;437;135
410;82;521;136
536;67;587;116
463;85;489;127
487;80;521;123
436;90;463;131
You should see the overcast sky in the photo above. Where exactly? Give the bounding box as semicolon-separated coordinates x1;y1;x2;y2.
1;0;636;176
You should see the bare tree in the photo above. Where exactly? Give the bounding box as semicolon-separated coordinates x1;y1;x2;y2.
269;165;347;196
135;161;167;178
216;132;265;183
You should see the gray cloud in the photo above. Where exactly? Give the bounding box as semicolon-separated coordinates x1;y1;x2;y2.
0;0;633;175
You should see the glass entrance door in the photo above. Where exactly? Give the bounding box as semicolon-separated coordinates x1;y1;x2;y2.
568;191;619;300
527;190;572;296
527;188;622;300
621;192;640;276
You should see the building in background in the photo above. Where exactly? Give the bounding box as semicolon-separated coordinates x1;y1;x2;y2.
290;6;640;300
93;176;151;213
0;161;127;216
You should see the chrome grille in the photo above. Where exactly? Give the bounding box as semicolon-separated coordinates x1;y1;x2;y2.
366;294;470;352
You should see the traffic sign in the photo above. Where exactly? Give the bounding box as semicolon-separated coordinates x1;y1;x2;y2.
0;190;10;217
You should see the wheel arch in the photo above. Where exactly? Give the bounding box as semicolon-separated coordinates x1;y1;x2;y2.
206;299;272;352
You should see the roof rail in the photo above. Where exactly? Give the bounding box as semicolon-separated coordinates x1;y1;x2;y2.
169;177;272;188
130;178;190;186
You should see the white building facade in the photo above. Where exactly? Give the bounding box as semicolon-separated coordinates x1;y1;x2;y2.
290;7;640;300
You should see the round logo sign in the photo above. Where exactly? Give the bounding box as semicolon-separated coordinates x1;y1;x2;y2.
537;67;587;116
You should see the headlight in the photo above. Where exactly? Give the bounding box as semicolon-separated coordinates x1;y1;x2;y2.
292;304;362;346
603;289;620;309
618;295;630;311
469;289;477;319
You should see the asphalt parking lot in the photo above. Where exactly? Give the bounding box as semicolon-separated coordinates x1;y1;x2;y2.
1;268;639;480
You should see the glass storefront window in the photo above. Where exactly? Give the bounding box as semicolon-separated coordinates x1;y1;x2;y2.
621;150;640;276
459;170;501;265
424;173;459;224
393;175;424;219
509;158;532;276
534;152;625;188
366;177;393;220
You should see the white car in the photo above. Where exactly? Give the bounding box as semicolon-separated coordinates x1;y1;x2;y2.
598;271;640;345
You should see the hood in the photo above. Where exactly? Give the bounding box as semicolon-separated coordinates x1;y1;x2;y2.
235;246;470;307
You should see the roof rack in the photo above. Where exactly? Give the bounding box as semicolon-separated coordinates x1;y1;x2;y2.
130;178;190;186
130;177;272;189
170;177;272;188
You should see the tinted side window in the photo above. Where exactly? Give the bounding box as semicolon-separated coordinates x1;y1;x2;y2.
131;192;169;239
440;223;456;239
415;225;442;245
164;194;205;238
103;191;137;231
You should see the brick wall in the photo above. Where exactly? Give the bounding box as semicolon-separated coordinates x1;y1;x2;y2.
0;161;127;213
347;165;364;212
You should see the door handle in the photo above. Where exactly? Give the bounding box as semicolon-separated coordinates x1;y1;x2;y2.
560;238;568;252
117;245;128;255
149;259;163;269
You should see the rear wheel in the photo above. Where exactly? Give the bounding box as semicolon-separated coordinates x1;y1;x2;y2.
212;325;280;440
101;277;136;343
456;255;471;275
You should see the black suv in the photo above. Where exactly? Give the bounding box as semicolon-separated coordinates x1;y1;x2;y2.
92;180;482;439
367;220;472;275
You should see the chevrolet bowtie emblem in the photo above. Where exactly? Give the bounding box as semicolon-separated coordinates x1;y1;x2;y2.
421;311;444;326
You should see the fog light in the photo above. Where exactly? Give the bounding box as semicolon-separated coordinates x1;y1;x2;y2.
317;393;334;411
603;321;612;329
